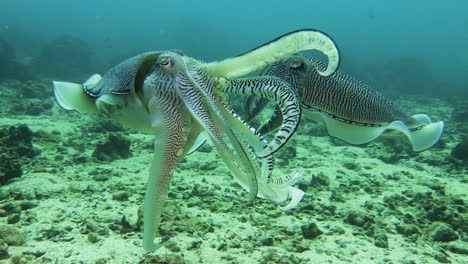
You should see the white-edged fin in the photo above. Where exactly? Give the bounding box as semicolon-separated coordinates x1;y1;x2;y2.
187;132;207;155
314;111;387;144
83;73;102;88
52;81;98;113
388;115;445;152
309;111;445;152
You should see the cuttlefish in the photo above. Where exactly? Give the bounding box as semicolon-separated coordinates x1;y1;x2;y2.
244;53;444;151
52;30;340;251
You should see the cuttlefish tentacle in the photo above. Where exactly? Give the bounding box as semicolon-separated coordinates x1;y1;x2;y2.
205;29;339;78
143;84;188;252
219;77;301;158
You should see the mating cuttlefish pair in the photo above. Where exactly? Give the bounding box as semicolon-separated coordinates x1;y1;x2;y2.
53;29;444;251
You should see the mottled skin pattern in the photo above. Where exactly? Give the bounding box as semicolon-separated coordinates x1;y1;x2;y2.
52;30;340;251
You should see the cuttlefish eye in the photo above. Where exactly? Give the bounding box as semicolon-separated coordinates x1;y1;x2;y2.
289;60;303;69
160;57;172;68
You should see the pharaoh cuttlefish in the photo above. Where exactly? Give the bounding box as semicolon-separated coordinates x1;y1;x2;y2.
244;53;444;151
52;30;340;251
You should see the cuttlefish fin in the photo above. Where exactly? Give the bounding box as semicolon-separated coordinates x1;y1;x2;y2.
52;74;101;113
143;94;187;252
205;29;340;78
307;110;444;152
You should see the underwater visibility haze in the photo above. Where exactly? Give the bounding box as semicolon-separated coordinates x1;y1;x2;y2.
0;0;467;263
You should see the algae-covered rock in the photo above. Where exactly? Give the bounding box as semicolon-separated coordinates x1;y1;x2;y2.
426;222;458;242
93;133;131;162
345;211;373;227
0;225;25;246
0;243;8;260
451;139;468;162
301;222;323;239
0;125;39;185
444;241;468;255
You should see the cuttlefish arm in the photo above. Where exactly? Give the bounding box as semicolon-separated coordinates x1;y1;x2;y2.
204;29;339;157
143;93;187;252
205;29;340;78
218;76;301;158
174;61;259;200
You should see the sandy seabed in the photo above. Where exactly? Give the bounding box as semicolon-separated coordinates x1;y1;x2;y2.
0;80;466;264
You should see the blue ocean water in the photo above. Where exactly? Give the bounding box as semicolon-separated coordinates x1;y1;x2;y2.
1;0;467;95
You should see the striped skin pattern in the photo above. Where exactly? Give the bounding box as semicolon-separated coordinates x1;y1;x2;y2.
221;77;301;158
53;29;341;252
261;54;418;127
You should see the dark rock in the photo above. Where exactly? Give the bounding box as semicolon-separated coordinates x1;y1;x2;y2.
445;241;468;255
345;211;372;227
138;255;186;264
87;232;100;243
93;133;131;162
451;139;468;161
7;214;20;224
20;201;38;210
427;222;458;242
0;244;9;260
397;223;421;236
83;119;126;134
2;203;20;214
0;155;22;185
0;225;25;246
452;102;468;122
310;172;330;190
301;222;323;239
260;237;274;246
374;233;388;248
0;125;39;185
112;191;129;201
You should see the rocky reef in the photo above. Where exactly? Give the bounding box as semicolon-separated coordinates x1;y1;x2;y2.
0;125;38;185
93;133;132;162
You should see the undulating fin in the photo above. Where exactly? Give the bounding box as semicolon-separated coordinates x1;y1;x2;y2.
307;110;445;152
205;29;340;78
53;77;99;114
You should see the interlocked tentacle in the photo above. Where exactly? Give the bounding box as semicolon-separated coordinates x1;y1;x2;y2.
220;77;301;158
